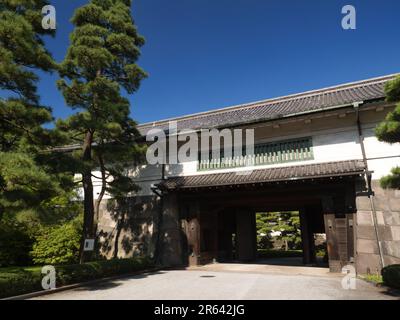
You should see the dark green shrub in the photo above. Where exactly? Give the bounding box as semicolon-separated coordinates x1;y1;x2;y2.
0;271;42;298
0;256;154;298
257;235;273;250
382;264;400;289
30;221;81;265
0;221;33;267
257;249;303;259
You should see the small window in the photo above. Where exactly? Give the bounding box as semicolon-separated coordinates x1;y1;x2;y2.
198;137;313;170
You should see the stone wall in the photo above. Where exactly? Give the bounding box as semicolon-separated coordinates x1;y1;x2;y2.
356;180;400;274
159;193;184;266
97;195;160;259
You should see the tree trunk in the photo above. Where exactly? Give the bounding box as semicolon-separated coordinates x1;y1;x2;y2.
113;216;123;259
154;164;165;265
94;153;106;236
79;131;95;264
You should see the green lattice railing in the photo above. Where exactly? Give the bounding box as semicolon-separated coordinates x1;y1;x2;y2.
197;137;313;171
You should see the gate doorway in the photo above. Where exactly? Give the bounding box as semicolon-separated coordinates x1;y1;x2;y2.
255;211;328;268
179;178;357;273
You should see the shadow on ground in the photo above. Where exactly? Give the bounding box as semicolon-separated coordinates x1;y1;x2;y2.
74;270;166;292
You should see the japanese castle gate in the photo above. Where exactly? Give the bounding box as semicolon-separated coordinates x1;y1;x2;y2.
96;74;400;274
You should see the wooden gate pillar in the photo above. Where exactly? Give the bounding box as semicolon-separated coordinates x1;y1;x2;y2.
160;193;183;266
181;201;200;266
299;208;316;265
322;196;355;272
235;209;257;262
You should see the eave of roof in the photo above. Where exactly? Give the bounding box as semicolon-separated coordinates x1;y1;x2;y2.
158;160;366;190
138;73;398;135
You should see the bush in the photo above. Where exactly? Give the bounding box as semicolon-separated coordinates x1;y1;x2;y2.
30;221;81;265
0;257;154;298
257;235;273;250
257;249;303;259
0;221;33;267
362;274;383;285
382;264;400;289
0;268;42;298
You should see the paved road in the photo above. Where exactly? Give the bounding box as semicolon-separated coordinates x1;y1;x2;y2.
32;269;399;300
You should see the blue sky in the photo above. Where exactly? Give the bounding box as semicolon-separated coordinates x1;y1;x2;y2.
37;0;400;125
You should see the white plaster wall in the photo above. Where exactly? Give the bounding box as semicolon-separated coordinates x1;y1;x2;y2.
363;127;400;180
86;116;400;198
91;165;164;198
160;123;400;179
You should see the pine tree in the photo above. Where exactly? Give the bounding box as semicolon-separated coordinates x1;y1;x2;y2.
0;1;65;217
376;76;400;189
256;212;302;250
57;0;147;262
0;0;55;151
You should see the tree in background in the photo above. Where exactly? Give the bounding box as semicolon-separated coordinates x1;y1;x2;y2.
31;216;82;265
57;0;147;262
256;212;302;251
376;75;400;189
0;1;83;266
0;1;75;218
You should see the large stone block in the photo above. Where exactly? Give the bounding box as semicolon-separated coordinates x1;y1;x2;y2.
382;241;400;258
357;239;379;254
356;211;373;226
384;255;400;266
161;228;183;266
373;196;390;211
384;211;400;226
356;225;376;240
355;196;371;211
377;225;393;241
356;253;381;275
372;181;400;211
391;226;400;241
389;197;400;212
97;196;159;260
376;211;385;225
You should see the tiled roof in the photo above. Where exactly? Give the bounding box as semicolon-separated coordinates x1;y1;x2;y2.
138;74;397;135
158;160;366;190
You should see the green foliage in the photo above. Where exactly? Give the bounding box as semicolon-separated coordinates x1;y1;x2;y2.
385;76;400;103
0;267;43;299
257;249;303;259
0;0;55;152
0;220;33;267
0;257;153;298
375;103;400;144
30;191;83;226
30;219;82;265
379;167;400;189
361;273;383;285
0;1;77;217
256;212;302;250
0;192;83;267
57;0;147;155
56;0;147;246
55;256;152;285
375;75;400;189
381;264;400;289
0;152;61;214
315;243;328;262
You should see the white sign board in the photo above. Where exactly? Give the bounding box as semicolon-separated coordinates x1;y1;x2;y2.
83;239;95;251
